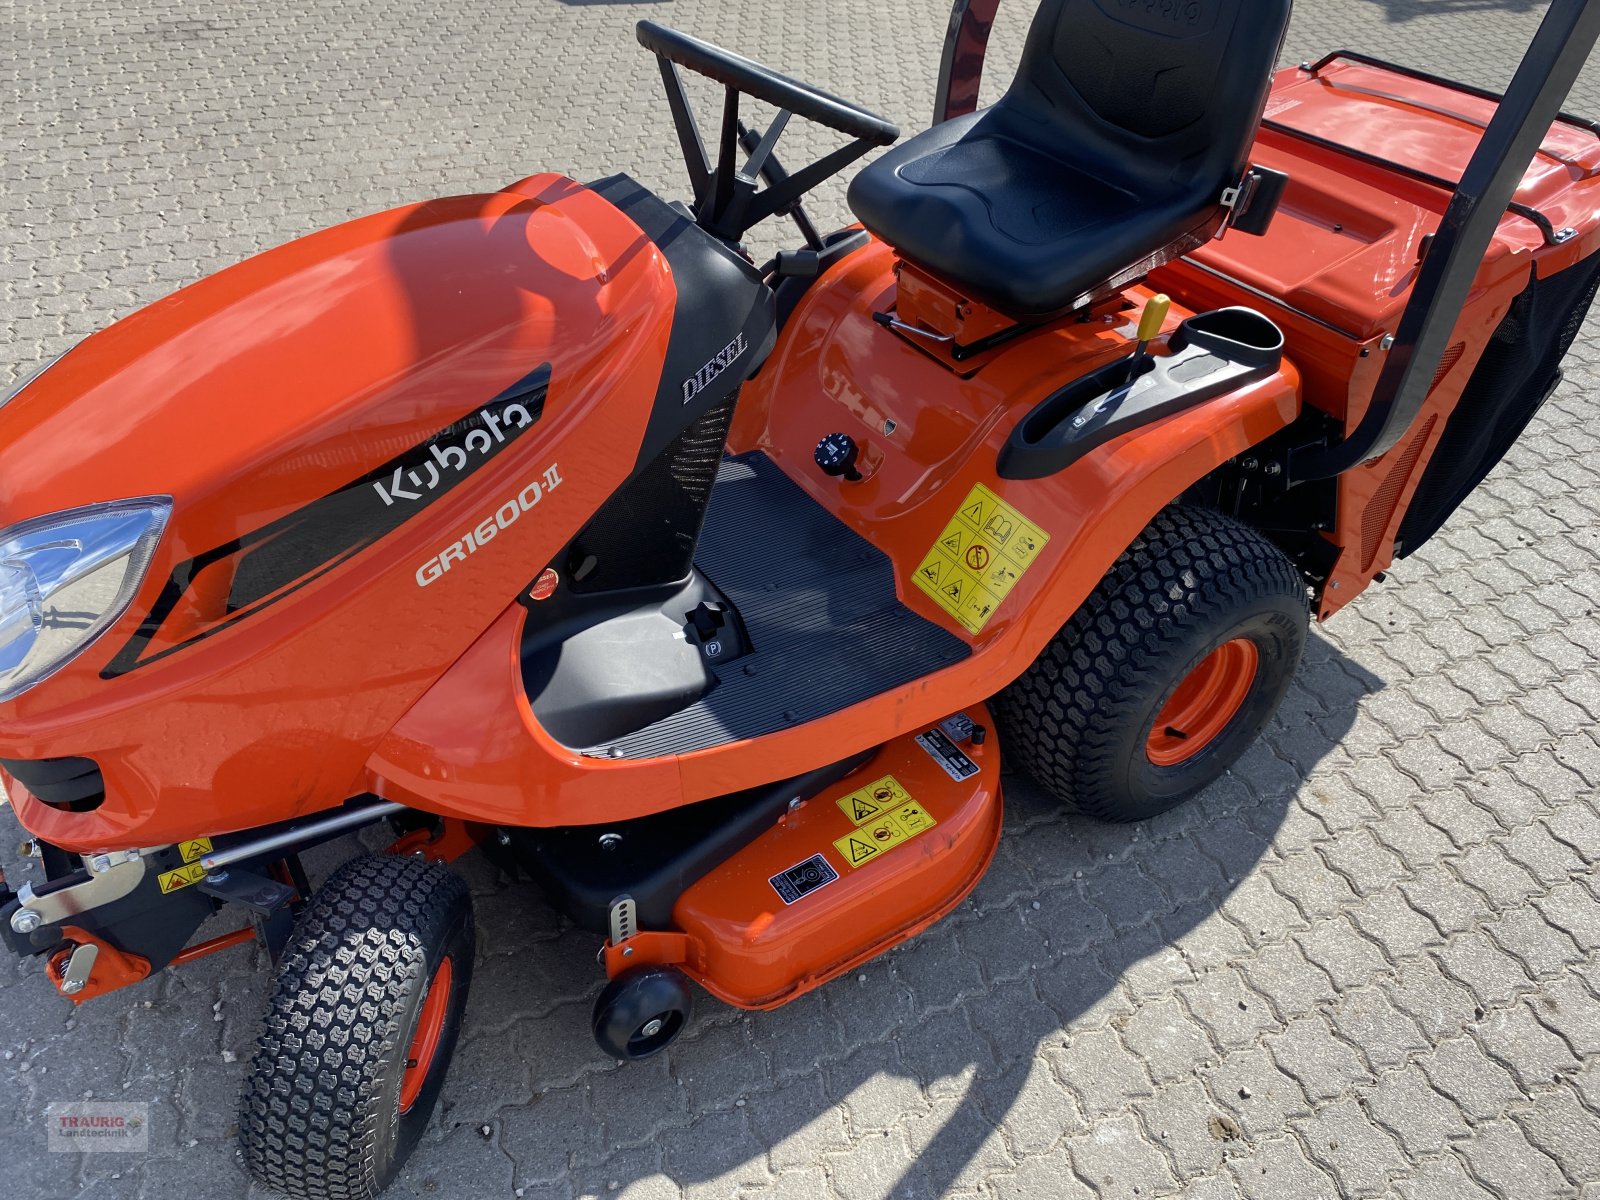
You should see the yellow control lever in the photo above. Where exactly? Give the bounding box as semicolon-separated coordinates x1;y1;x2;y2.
1129;293;1171;379
1136;293;1171;345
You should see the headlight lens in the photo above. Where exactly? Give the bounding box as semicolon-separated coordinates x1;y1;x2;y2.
0;499;170;702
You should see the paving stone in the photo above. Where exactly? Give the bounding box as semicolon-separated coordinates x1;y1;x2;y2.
1402;866;1498;939
1265;1015;1373;1103
1225;1136;1341;1200
1391;1152;1499;1200
1043;1027;1155;1120
1293;1094;1410;1197
825;1041;926;1136
976;1058;1085;1157
897;1092;1015;1195
1203;1045;1314;1143
1510;1085;1600;1190
1118;996;1217;1084
1452;843;1544;909
1474;1002;1582;1093
1345;890;1445;954
1134;1079;1232;1178
1362;1066;1472;1158
985;1146;1094;1200
1176;969;1281;1054
1530;973;1600;1057
1381;954;1480;1043
1455;1119;1577;1200
1421;1035;1531;1123
1061;1113;1177;1198
1329;987;1431;1073
748;1072;851;1176
1502;822;1587;888
1534;882;1600;948
1485;905;1587;981
1435;931;1537;1009
1294;915;1390;993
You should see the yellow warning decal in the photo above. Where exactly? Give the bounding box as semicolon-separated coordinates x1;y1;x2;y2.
833;799;938;870
835;775;911;826
912;483;1050;634
158;863;207;894
178;837;213;864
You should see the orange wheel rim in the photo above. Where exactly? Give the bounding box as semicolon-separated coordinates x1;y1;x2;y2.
1146;638;1259;767
399;955;453;1114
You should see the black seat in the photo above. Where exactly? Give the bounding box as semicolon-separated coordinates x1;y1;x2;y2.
848;0;1293;318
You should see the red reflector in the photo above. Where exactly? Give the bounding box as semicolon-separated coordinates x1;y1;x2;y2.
528;568;560;601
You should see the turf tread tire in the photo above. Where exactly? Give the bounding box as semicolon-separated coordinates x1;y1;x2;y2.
240;853;472;1200
994;505;1308;823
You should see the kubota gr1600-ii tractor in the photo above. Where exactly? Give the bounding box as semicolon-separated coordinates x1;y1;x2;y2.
3;1;1599;1194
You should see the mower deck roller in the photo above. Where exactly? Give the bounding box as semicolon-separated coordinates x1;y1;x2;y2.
4;1;1600;1196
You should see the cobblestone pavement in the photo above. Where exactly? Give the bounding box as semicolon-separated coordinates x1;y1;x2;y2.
3;1;1600;1197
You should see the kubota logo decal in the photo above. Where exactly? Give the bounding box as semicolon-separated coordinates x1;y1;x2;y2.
102;363;553;679
373;397;542;507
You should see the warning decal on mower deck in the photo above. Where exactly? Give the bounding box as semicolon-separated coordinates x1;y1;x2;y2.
832;775;938;870
158;863;207;894
179;838;212;864
769;853;840;904
835;775;911;826
912;483;1050;634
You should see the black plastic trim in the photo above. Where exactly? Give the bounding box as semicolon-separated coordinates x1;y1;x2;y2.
999;308;1285;480
587;176;776;469
0;755;105;809
504;752;872;934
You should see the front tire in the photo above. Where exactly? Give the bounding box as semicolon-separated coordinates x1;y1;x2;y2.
995;505;1308;822
240;853;474;1200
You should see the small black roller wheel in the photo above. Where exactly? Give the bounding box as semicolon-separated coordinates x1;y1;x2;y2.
592;965;693;1061
995;505;1308;823
240;854;474;1200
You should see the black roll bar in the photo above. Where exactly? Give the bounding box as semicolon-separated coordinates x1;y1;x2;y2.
933;0;1001;125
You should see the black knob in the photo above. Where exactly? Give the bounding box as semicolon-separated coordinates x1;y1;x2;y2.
814;432;862;482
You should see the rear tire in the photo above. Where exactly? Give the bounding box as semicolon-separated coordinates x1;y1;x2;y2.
995;505;1308;822
240;853;473;1200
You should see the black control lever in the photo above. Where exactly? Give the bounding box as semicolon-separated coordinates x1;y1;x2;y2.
737;122;824;250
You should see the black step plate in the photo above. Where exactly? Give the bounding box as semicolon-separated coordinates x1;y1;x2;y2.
584;453;970;758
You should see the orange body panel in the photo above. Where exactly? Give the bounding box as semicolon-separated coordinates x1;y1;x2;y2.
0;175;676;850
366;234;1297;830
669;710;1001;1010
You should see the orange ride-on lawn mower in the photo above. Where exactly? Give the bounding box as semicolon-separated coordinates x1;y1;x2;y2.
4;0;1600;1194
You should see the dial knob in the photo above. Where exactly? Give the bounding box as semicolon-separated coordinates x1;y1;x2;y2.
814;432;862;482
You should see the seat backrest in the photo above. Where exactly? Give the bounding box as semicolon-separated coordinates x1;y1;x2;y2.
999;0;1292;196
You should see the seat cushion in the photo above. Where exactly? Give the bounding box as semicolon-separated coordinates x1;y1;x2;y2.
848;111;1217;318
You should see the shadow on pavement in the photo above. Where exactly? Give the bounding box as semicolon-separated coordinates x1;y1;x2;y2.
388;628;1384;1198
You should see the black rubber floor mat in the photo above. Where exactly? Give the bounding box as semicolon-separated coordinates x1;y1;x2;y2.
584;453;971;759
